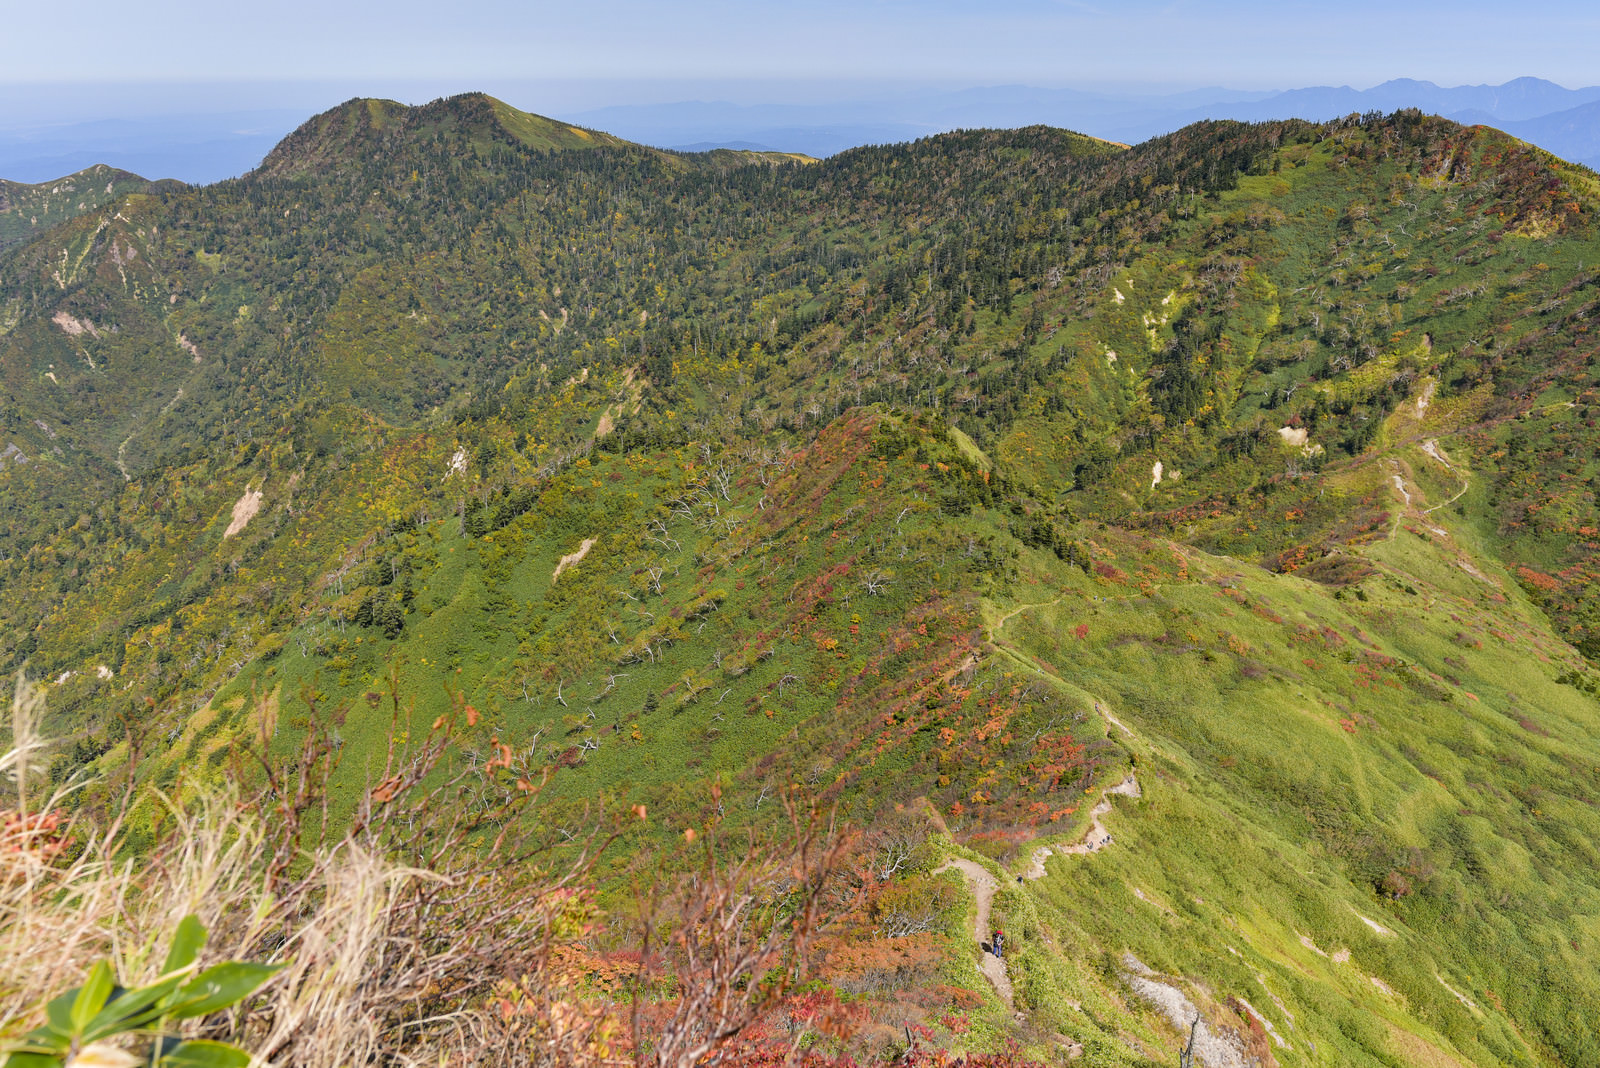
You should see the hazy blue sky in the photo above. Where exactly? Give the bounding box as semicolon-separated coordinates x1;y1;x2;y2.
5;0;1597;96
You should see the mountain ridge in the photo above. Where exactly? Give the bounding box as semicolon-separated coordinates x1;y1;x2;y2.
7;76;1596;187
566;76;1600;164
0;163;166;252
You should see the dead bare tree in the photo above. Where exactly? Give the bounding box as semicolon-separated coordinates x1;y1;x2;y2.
1180;1015;1200;1068
859;569;893;596
647;518;680;552
870;823;923;883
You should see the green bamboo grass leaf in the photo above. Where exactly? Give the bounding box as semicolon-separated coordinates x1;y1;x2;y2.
68;961;115;1034
0;1027;73;1066
159;1040;252;1068
42;989;77;1035
7;920;276;1067
167;963;282;1020
161;916;207;976
83;974;188;1041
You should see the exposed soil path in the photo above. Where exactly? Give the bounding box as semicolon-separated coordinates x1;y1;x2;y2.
938;770;1142;1012
1023;773;1141;875
1424;479;1471;516
993;594;1067;631
1420;437;1452;469
1099;705;1134;737
1063;773;1141;856
932;857;1014;1007
1383;447;1493;589
1419;440;1472;516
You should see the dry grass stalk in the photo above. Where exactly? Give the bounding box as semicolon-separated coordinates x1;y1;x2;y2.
0;673;624;1066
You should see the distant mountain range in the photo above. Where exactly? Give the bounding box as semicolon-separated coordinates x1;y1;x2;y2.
0;77;1596;186
572;77;1600;168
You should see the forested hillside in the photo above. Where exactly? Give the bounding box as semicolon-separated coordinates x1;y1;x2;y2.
0;164;165;253
5;93;1600;1066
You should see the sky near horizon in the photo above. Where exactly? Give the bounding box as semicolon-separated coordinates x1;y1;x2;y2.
5;0;1598;97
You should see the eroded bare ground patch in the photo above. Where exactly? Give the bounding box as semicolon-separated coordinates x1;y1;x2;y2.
551;537;597;582
1121;954;1251;1068
224;487;264;539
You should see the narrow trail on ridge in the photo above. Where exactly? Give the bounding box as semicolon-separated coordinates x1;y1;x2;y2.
986;592;1147;879
1022;773;1142;876
935;770;1143;1010
1383;442;1494;586
932;858;1014;1007
971;580;1148;1009
1100;706;1134;737
993;594;1067;631
1420;439;1471;516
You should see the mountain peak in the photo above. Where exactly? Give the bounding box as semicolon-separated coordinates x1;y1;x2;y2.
0;163;159;251
1370;77;1440;90
252;93;631;180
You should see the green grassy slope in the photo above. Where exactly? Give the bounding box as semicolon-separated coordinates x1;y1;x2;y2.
991;514;1600;1064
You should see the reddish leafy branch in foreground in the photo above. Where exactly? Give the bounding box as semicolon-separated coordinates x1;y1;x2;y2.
633;786;852;1068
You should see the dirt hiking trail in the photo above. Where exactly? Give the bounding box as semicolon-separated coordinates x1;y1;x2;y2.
1024;773;1141;876
932;858;1015;1007
994;594;1066;631
937;770;1142;1008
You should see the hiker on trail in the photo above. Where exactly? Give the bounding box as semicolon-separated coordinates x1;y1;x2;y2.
992;928;1005;960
